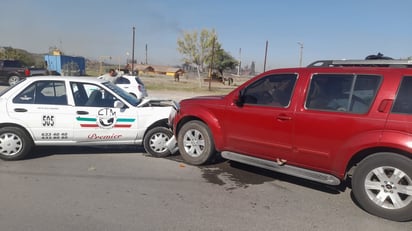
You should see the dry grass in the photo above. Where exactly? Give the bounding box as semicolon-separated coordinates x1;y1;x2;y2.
139;73;248;95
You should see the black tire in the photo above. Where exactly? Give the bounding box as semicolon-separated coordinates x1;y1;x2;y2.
0;127;33;161
177;120;216;165
143;126;173;157
352;153;412;221
8;75;20;86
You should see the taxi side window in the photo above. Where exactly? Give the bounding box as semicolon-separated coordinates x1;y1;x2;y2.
306;74;380;113
70;82;117;107
13;81;67;105
242;73;297;107
392;76;412;114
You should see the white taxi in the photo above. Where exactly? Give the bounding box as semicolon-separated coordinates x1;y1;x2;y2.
0;76;177;160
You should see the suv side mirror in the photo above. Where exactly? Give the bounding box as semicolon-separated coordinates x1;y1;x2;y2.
234;91;245;107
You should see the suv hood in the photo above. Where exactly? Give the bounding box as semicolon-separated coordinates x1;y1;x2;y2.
182;95;225;102
138;98;178;109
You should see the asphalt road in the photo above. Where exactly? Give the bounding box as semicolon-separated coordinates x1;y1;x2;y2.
1;146;410;231
0;86;411;230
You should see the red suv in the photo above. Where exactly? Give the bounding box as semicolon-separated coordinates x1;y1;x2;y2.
170;59;412;221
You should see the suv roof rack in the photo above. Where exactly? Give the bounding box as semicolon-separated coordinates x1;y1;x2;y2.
307;59;412;68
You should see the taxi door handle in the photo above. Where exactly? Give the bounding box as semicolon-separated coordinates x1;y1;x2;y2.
14;108;27;112
76;111;89;115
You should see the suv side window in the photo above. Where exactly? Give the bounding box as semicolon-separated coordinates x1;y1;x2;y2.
242;73;297;107
306;74;380;113
392;76;412;114
3;60;22;68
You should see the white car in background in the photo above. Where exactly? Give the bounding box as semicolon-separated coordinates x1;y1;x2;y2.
114;75;148;100
98;73;148;100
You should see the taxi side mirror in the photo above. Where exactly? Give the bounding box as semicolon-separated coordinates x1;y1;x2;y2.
114;100;125;108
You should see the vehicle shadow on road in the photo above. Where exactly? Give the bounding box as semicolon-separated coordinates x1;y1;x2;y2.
27;147;348;195
229;161;347;194
165;153;347;194
27;145;146;159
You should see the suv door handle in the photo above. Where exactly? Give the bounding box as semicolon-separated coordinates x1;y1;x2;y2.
277;114;292;121
378;99;393;113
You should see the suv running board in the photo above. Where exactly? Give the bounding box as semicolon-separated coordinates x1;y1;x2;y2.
221;151;341;186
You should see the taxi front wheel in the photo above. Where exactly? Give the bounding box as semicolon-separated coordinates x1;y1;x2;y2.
0;127;33;161
143;126;173;158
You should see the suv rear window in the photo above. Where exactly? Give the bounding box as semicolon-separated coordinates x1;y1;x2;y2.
392;76;412;114
3;60;23;68
306;74;381;113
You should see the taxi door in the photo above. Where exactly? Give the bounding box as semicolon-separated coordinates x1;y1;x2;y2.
69;82;139;144
8;80;75;142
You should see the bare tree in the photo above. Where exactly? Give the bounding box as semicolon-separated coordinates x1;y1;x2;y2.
177;29;217;86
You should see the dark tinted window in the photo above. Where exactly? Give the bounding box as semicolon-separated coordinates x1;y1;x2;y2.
392;76;412;114
114;77;131;84
70;82;117;107
242;73;297;107
135;77;144;85
13;81;67;105
306;74;380;113
4;60;22;68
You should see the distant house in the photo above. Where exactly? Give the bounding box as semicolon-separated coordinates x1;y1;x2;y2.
131;64;183;77
133;64;154;73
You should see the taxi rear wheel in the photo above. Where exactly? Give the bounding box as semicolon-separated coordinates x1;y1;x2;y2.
143;127;172;158
0;127;33;161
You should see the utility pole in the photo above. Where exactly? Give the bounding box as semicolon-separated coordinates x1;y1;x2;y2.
297;42;304;67
145;44;148;64
131;26;135;74
237;48;241;76
263;40;268;72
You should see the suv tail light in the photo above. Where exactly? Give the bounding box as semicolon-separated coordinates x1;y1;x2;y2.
24;68;30;77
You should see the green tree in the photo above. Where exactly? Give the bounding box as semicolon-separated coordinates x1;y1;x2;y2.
0;47;36;66
211;44;238;76
177;29;216;72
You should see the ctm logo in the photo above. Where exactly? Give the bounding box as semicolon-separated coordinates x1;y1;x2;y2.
97;108;117;129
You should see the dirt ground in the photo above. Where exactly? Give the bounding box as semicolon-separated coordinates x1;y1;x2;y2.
140;72;249;101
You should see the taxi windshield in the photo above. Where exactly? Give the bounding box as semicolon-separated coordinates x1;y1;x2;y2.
102;81;141;106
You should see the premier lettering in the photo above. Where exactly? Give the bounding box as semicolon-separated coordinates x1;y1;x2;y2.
88;133;122;139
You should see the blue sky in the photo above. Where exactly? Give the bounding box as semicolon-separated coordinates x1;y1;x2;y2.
1;0;412;72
